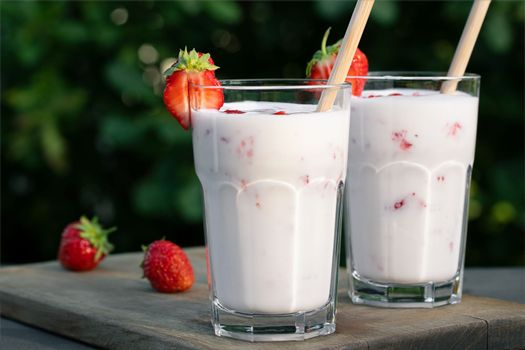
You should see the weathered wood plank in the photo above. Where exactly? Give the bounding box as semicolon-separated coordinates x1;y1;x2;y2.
445;296;525;350
336;300;487;350
0;317;94;350
0;248;523;350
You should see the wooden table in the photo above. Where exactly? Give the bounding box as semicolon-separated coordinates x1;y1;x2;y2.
1;247;524;350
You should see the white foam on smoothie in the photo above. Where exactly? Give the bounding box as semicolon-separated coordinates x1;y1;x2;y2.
219;101;318;114
193;101;350;313
346;89;478;284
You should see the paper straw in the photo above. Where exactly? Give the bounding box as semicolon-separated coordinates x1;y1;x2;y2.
317;0;374;112
441;0;491;94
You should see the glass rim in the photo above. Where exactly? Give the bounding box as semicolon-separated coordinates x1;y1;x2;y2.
190;79;353;90
346;71;480;81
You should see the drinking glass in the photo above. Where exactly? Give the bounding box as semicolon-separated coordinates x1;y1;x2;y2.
345;72;480;307
190;79;352;340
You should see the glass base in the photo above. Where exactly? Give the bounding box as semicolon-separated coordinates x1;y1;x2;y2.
349;271;462;308
211;299;336;342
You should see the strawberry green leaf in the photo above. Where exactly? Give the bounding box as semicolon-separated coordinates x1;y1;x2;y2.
77;216;116;261
163;48;219;77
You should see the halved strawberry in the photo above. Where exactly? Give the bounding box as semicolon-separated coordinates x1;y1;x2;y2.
306;28;368;96
163;49;224;129
189;70;224;113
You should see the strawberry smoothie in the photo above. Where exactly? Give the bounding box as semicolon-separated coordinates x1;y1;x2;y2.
346;88;478;286
192;101;349;314
162;50;353;338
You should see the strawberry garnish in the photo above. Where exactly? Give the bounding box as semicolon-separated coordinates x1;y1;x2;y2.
58;216;116;271
142;239;195;293
306;28;368;96
163;49;224;129
273;111;287;115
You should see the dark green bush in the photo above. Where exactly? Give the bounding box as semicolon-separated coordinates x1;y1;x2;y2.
1;1;523;265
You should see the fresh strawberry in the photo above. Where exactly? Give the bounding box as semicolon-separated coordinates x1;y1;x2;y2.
163;49;224;129
142;239;194;293
306;28;369;96
58;216;115;271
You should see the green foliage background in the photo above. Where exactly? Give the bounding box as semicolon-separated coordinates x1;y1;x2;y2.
1;1;524;265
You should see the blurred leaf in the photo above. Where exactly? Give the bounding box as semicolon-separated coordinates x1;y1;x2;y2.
204;0;242;25
469;198;482;220
489;159;524;205
158;4;183;23
433;40;455;64
314;0;354;21
484;10;512;53
443;1;471;21
105;62;156;104
132;155;199;222
99;111;188;152
173;177;202;222
5;69;86;173
7;124;40;168
81;1;104;21
40;121;67;174
6;70;86;115
156;114;192;146
16;42;43;67
516;2;525;22
370;1;398;26
54;21;89;43
133;178;173;218
177;0;202;16
79;2;119;47
488;159;525;227
490;201;516;225
100;115;142;149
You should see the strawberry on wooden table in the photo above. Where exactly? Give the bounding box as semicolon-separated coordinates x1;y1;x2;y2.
306;28;369;96
58;216;115;271
142;239;195;293
163;48;224;129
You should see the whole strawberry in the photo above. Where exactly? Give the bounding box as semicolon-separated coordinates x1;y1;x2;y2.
163;48;224;129
142;239;194;293
306;28;369;96
58;216;115;271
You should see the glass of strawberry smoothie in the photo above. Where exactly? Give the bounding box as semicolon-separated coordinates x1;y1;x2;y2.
190;79;351;341
344;72;480;308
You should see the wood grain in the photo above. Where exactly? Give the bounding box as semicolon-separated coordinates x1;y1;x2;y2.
1;248;524;350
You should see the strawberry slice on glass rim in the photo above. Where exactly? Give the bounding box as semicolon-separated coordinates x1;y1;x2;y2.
163;48;224;129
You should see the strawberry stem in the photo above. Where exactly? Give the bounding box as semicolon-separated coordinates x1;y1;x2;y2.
321;27;331;56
